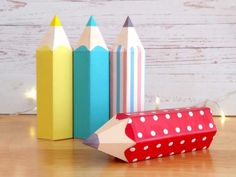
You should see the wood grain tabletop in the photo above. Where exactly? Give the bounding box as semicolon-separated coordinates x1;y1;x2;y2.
0;115;235;177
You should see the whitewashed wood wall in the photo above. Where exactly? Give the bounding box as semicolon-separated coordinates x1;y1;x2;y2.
0;0;236;115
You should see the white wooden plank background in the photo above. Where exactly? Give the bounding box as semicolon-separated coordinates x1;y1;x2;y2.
0;0;236;115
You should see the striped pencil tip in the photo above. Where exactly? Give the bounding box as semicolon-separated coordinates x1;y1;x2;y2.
83;134;99;149
86;16;97;27
123;16;133;27
50;15;62;26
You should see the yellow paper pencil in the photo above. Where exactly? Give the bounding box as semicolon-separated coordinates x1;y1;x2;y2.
36;16;73;140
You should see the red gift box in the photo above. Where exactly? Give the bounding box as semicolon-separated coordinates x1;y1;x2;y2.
84;107;217;163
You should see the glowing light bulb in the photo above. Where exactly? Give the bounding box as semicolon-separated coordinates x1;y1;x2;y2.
155;96;160;110
221;110;225;119
25;87;36;101
29;126;36;138
220;110;226;125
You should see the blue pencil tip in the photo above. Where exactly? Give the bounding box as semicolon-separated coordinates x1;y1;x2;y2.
87;16;97;26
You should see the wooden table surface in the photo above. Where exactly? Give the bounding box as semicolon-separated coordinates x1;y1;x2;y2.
0;115;235;177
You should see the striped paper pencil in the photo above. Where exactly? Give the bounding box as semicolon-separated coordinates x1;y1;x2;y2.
110;16;145;117
73;16;109;139
36;16;73;140
84;107;217;163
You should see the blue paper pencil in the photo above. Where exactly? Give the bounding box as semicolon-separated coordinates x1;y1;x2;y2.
73;16;109;139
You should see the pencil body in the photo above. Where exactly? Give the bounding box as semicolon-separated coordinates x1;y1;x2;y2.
73;16;109;139
36;17;72;140
110;17;145;117
73;46;109;139
85;107;217;162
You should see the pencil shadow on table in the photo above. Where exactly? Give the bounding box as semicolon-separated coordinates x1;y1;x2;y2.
102;150;215;177
77;146;215;176
36;140;214;177
36;139;114;176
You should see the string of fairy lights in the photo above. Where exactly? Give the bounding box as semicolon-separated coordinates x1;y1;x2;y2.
16;87;235;124
10;87;37;115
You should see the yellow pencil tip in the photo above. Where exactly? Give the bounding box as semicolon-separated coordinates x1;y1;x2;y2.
50;16;62;26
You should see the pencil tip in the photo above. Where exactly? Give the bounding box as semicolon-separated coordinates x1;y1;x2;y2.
83;134;99;149
50;15;62;26
123;16;133;27
87;16;97;26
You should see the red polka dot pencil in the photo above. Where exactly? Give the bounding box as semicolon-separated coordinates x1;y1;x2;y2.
84;107;217;163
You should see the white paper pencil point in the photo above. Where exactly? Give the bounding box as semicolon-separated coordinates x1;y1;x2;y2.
75;16;107;50
39;16;71;50
84;117;135;162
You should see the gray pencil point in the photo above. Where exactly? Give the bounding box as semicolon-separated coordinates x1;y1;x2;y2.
123;16;134;27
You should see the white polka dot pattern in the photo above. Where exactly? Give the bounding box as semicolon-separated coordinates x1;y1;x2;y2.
123;107;216;163
200;110;204;116
150;130;156;136
153;115;158;121
188;111;193;117
209;123;214;128
130;147;136;152
165;114;170;119
158;154;163;158
187;125;192;131
177;113;182;118
163;129;168;135
169;152;174;156
137;132;143;138
140;116;145;122
198;124;203;130
191;138;196;143
175;127;181;133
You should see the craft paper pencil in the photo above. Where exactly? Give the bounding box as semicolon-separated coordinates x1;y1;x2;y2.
110;16;145;117
84;107;217;163
36;16;73;140
73;16;109;139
